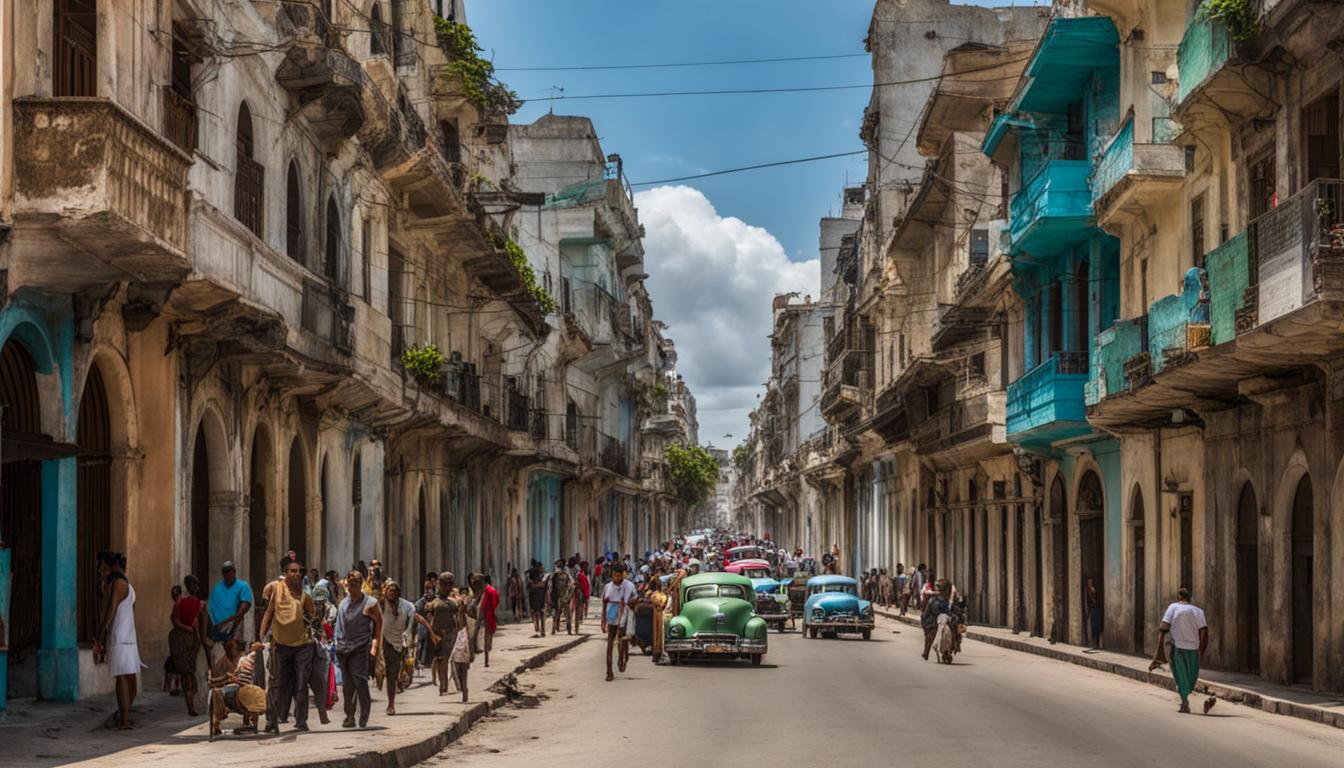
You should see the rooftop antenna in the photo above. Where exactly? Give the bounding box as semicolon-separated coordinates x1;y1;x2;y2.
547;85;564;113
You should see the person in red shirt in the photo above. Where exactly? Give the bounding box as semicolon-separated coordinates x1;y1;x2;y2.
575;563;591;629
473;573;500;668
169;574;208;717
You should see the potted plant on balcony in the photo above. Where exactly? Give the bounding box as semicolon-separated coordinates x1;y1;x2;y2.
433;18;521;117
401;343;446;386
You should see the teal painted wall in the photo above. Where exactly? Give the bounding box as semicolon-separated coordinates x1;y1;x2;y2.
1206;231;1250;346
0;293;79;708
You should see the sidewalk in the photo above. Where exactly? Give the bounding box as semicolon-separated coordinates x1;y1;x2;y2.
876;607;1344;729
0;615;591;768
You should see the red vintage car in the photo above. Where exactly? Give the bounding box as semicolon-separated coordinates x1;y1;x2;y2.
724;545;767;565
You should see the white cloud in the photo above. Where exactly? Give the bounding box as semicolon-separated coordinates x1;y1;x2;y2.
635;185;819;447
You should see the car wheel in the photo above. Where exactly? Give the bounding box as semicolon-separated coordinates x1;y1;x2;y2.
822;631;837;640
808;626;818;639
751;654;763;666
862;629;872;641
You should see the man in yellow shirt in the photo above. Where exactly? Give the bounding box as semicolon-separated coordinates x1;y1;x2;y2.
259;554;316;734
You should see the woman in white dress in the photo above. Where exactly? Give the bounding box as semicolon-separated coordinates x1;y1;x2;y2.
95;551;145;729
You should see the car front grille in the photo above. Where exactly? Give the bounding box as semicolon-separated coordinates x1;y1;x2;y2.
693;633;740;644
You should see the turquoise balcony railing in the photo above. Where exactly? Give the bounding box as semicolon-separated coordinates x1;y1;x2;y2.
1091;117;1134;204
1006;351;1090;443
1086;316;1146;405
1009;159;1093;255
1148;268;1211;374
1205;231;1251;345
1176;10;1231;106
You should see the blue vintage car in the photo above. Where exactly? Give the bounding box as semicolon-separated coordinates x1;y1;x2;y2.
802;575;874;640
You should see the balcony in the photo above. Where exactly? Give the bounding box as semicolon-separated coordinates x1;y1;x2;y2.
1009;159;1094;257
438;360;482;413
1148;268;1210;375
10;98;192;291
1086;316;1147;406
820;379;862;422
275;0;367;146
598;433;630;476
1206;230;1254;345
162;89;198;155
1005;351;1090;446
1173;8;1271;125
299;277;354;357
1091;116;1185;220
913;392;1003;460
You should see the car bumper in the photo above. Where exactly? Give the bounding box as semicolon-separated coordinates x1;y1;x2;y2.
665;637;768;655
807;619;874;632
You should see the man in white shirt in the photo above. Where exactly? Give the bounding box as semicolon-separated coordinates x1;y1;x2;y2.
1149;587;1215;714
601;564;637;682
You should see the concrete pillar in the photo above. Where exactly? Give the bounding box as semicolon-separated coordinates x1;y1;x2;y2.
37;457;79;701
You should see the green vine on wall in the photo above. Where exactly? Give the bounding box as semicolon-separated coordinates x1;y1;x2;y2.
504;238;559;314
434;18;522;115
1198;0;1259;41
401;343;447;383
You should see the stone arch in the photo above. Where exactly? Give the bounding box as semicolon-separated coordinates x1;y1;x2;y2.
248;421;275;597
1075;467;1105;647
1128;482;1146;652
1047;471;1068;642
286;434;310;564
285;158;304;263
188;405;231;584
1236;478;1261;673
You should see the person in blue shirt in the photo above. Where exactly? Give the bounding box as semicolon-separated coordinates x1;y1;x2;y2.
207;561;253;662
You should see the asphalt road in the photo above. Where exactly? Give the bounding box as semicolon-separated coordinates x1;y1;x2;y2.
422;615;1344;767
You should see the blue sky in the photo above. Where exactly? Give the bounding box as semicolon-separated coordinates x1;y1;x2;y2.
468;1;1048;444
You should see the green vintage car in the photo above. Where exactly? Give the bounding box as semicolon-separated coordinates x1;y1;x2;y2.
665;572;769;665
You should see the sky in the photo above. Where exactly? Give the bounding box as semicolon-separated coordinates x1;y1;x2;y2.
468;1;1048;447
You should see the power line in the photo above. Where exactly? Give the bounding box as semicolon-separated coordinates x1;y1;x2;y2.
528;57;1029;103
497;52;869;72
630;151;866;187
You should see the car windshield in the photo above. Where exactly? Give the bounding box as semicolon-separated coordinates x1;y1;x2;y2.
743;568;770;579
812;584;856;596
731;548;764;560
685;584;749;602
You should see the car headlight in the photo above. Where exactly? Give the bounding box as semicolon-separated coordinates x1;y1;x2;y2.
862;606;874;618
811;609;825;621
670;625;684;637
774;594;789;605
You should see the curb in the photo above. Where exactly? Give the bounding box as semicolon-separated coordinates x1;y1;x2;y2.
876;609;1344;730
290;634;590;768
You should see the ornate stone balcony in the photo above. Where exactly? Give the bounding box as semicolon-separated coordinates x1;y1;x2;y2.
10;97;192;291
275;0;366;147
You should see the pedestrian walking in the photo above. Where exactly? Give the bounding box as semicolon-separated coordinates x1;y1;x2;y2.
94;551;144;729
260;554;317;734
472;573;499;668
1149;587;1215;714
507;567;525;621
601;564;637;681
335;569;383;727
379;580;431;715
426;572;462;697
920;579;953;661
526;561;547;637
548;559;575;635
168;575;207;717
206;562;252;663
414;579;435;675
575;562;591;628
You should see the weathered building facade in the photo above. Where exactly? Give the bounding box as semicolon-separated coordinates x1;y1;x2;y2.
0;0;694;708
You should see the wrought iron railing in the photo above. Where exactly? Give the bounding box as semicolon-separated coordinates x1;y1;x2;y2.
234;155;265;237
163;88;197;154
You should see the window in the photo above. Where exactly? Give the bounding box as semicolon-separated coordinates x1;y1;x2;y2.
439;120;461;163
361;219;372;303
54;0;97;97
1072;262;1089;352
325;195;342;284
233;103;264;238
1190;194;1206;268
1303;91;1341;182
1140;258;1149;312
286;161;303;262
166;34;197;153
970;229;989;265
369;3;389;56
1048;281;1063;355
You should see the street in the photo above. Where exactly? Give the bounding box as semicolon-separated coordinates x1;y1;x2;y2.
427;615;1344;767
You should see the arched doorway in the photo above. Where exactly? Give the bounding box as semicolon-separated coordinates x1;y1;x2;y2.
1032;503;1044;636
1290;475;1313;684
319;457;330;570
249;427;272;599
1236;481;1259;673
1013;504;1025;632
190;428;210;584
1077;470;1104;647
1130;486;1145;653
417;486;428;581
76;364;111;643
1049;475;1069;641
351;450;362;564
287;438;307;563
0;339;46;668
